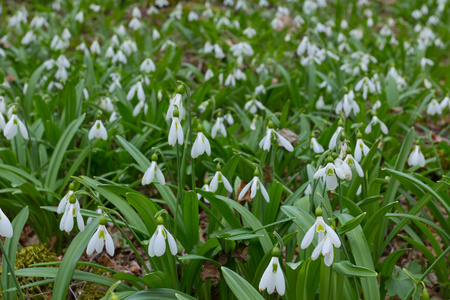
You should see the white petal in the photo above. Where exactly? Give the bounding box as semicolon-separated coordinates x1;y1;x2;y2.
259;261;273;291
275;261;285;296
275;131;294;152
301;222;316;249
86;229;100;255
153;229;166;257
76;211;85;232
260;183;270;203
221;174;233;193
104;229;115;256
238;180;252;200
167;230;177;255
18;119;29;140
0;210;13;238
209;173;219;192
156;167;165;185
148;232;157;257
324;225;341;248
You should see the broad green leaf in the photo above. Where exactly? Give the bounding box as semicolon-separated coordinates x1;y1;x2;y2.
221;267;264;300
332;261;377;277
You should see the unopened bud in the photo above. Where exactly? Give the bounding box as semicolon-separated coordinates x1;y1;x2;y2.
315;206;323;217
271;246;281;257
151;153;158;161
99;215;107;225
156;215;164;225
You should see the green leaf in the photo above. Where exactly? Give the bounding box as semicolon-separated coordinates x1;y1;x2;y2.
125;289;197;300
2;207;29;300
183;191;199;252
332;261;377;277
52;218;99;299
45;114;85;191
337;212;366;235
116;135;150;172
24;64;46;116
221;267;264;300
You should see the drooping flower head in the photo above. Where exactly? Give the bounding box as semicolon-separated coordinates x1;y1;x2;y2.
210;163;233;193
4;107;29;140
148;215;177;257
0;208;13;238
142;153;165;185
87;215;114;256
192;124;211;158
238;167;270;202
259;246;285;295
259;120;294;152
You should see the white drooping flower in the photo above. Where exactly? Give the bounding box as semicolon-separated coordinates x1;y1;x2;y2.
166;94;183;120
57;183;74;214
440;96;450;111
210;166;233;193
344;154;364;177
88;120;107;140
211;116;227;139
140;58;156;73
301;211;341;266
224;113;234;125
87;216;114;256
238;169;269;202
329;125;343;150
355;135;370;162
148;217;177;257
259;252;285;296
365;116;388;135
408;144;425;167
75;11;84;23
59;196;84;233
112;50;127;64
132;101;148;117
4;112;29;140
191;131;211;158
127;80;145;102
90;40;101;55
314;162;345;191
259;123;294;152
244;99;265;114
311;137;324;153
0;208;13;238
143;155;165;185
197;184;210;203
334;158;352;181
421;57;434;70
355;76;376;100
99;97;114;113
427;99;442;116
168;108;184;147
335;91;360;117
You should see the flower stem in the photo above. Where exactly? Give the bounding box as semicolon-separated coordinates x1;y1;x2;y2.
87;139;92;177
174;142;182;237
0;240;25;300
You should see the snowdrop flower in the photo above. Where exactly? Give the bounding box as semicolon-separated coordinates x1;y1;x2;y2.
57;183;75;214
243;27;256;38
244;98;265;114
440;96;450;110
312;230;339;266
87;215;114;256
314;160;345;191
259;121;294;152
197;183;210;203
210;164;233;193
224;73;236;87
89;4;101;12
211;115;227;138
259;247;285;296
21;30;36;45
75;11;84;23
365;116;388;135
192;126;211;158
250;115;258;130
132;101;148;117
112;50;127;64
344;152;364;177
355;133;370;162
143;154;165;185
166;94;183;120
329;122;344;150
0;97;5;114
127;81;145;102
408;144;425;167
89;119;107;140
427;99;442;116
168;108;184;146
238;168;269;202
188;11;199;21
335;91;359;117
90;40;101;55
129;18;142;31
149;216;177;257
140;58;156;73
4;110;28;140
334;158;352;181
0;208;13;238
99;97;114;113
421;57;434;70
301;207;341;251
311;137;324;153
152;29;161;40
355;76;376;100
0;113;5;130
104;45;114;58
60;196;84;233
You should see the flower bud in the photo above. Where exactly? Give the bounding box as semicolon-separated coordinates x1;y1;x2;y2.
69;196;76;204
151;153;158;161
176;85;184;94
327;156;334;163
268;120;274;128
12;107;18;115
337;118;344;127
96;111;102;120
356;131;362;139
253;167;260;177
197;123;203;132
216;163;221;172
69;182;75;190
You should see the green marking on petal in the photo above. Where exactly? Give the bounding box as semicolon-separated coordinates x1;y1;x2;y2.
317;224;325;232
99;229;105;239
